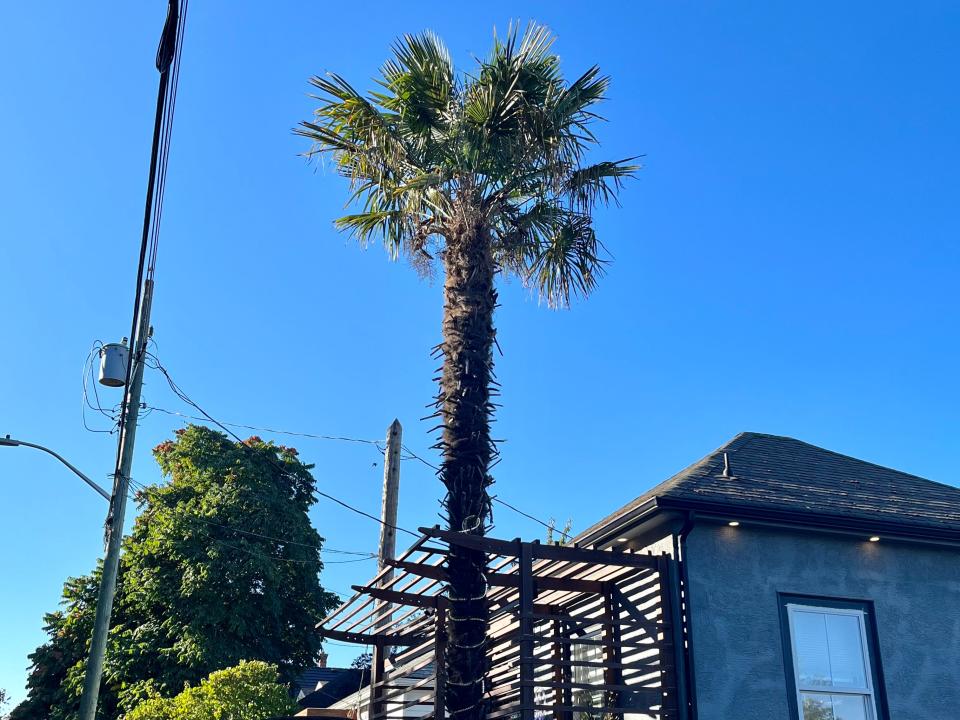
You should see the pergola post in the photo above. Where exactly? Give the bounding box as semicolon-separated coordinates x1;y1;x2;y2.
602;582;625;720
370;639;385;720
553;613;572;720
518;540;535;720
435;598;448;720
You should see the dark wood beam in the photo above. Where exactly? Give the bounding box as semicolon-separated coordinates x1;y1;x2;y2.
419;527;519;555
388;558;606;594
352;584;440;610
321;628;426;646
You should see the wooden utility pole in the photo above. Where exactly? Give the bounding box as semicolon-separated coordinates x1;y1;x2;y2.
370;419;402;719
378;419;403;572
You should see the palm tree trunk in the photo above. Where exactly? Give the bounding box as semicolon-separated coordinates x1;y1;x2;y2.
437;215;497;720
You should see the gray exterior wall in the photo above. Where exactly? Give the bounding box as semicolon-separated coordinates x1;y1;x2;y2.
684;523;960;720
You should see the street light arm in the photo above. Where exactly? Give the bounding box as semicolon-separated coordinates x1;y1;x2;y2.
1;436;111;502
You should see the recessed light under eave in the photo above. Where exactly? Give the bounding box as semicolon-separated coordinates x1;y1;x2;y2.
728;521;740;527
869;536;880;542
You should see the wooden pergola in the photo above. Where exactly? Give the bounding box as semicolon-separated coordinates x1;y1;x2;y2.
320;527;686;720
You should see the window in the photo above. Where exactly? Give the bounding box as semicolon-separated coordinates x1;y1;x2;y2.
571;632;605;720
779;596;887;720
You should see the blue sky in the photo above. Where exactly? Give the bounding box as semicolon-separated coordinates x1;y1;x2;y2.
1;0;958;704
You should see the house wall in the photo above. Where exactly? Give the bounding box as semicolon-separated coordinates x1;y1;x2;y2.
684;523;960;720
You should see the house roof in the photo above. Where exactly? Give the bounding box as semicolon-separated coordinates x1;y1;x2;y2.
580;432;960;541
298;668;369;709
293;667;351;700
302;664;433;711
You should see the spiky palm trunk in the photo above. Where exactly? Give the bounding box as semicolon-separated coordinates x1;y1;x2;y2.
437;207;497;719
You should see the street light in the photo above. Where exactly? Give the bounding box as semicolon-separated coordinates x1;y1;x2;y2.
0;435;110;501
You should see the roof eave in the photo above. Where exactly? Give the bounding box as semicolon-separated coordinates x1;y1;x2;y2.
577;493;960;550
575;496;663;547
656;496;960;546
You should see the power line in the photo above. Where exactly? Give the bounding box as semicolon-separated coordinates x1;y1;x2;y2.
143;354;419;539
122;493;375;567
143;395;574;543
143;405;382;446
125;477;378;558
141;357;574;545
203;535;374;565
492;496;573;542
382;445;575;541
111;0;185;481
401;445;439;471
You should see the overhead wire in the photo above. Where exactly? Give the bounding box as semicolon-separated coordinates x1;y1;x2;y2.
109;0;187;507
142;406;382;446
397;442;574;542
142;353;419;539
124;476;377;560
200;535;373;565
142;386;575;543
138;347;573;546
491;496;573;542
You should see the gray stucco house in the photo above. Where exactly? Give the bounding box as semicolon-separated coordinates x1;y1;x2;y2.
577;431;960;720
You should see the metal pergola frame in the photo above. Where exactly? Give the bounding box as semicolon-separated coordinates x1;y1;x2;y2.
319;526;685;720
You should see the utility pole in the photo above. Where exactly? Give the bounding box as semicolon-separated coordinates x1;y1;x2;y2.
78;284;154;720
378;419;403;573
370;419;402;715
78;2;184;717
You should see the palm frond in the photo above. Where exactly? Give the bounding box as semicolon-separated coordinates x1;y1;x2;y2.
567;157;642;208
379;32;454;140
493;202;608;307
526;213;607;307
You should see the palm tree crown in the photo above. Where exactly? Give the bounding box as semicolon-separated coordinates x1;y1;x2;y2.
297;23;637;307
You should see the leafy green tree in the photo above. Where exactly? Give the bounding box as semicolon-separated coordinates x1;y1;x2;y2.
350;653;372;670
802;696;833;720
10;572;105;720
298;23;635;716
124;661;296;720
11;426;338;719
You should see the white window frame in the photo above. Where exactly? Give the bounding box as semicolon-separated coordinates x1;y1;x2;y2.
785;603;879;720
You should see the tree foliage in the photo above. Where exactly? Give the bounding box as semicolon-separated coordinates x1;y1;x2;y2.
10;573;103;720
124;661;296;720
298;22;637;308
350;653;372;670
11;426;339;720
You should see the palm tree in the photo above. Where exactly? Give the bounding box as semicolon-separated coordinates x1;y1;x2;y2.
298;23;636;718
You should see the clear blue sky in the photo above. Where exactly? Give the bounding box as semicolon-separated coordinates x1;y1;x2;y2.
2;0;958;704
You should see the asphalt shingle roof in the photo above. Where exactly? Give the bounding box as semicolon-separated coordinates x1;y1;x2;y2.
292;666;350;699
298;668;369;709
582;432;960;538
